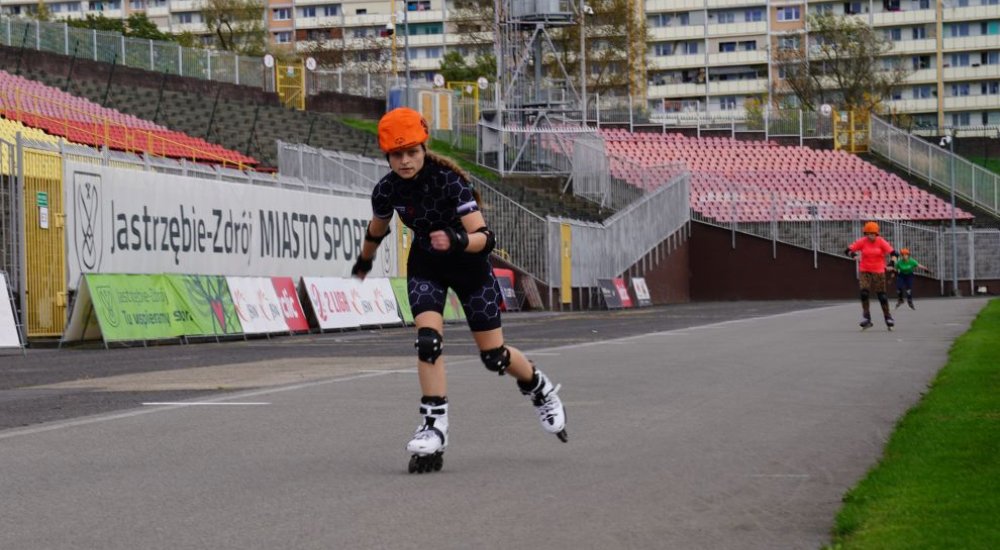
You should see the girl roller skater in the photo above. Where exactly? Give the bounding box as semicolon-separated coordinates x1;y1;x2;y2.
351;107;568;474
894;248;932;309
844;221;899;330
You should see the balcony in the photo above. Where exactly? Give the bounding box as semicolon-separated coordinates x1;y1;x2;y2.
343;13;392;27
944;65;999;81
649;25;706;41
400;33;445;46
944;95;1000;110
146;5;168;16
708;77;767;94
647;54;704;70
944;5;1000;23
646;0;705;12
871;9;935;26
707;49;767;66
707;0;766;8
444;33;494;45
943;35;998;52
905;68;938;84
406;57;441;71
883;97;938;113
295;15;342;29
707;21;766;37
647;82;708;98
401;9;444;23
172;22;207;33
168;0;202;10
889;38;937;55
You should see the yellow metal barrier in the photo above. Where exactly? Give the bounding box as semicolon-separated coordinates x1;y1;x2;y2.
833;110;870;153
276;62;306;111
21;148;66;337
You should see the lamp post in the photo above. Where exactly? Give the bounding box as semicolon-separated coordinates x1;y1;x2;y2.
579;2;592;126
939;131;958;296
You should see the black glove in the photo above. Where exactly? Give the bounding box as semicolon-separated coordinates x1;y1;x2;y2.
351;256;373;278
442;227;469;253
844;248;856;258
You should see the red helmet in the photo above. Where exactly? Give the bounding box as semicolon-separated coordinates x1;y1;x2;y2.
901;247;910;255
378;107;429;153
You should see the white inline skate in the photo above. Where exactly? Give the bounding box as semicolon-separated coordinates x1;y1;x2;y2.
407;401;448;474
520;369;568;443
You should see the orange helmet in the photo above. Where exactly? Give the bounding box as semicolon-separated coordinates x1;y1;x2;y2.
901;247;910;255
378;107;429;153
863;221;879;235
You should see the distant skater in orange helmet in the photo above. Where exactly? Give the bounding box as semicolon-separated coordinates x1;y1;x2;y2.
844;221;900;330
894;247;932;309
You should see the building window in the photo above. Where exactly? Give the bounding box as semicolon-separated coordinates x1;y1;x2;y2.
950;53;970;66
323;5;339;16
844;2;864;14
949;23;970;37
275;31;292;43
912;27;927;39
812;4;833;15
719;96;738;110
887;28;902;41
913;86;933;98
912;55;931;69
779;35;800;50
407;0;431;10
300;6;315;17
719;42;736;52
715;12;735;24
682;41;699;54
745;9;763;21
355;8;366;14
740;41;757;51
776;7;800;21
273;8;290;20
951;112;970;126
654;43;673;56
918;0;930;7
980;81;999;94
679;13;690;26
951;83;970;96
983;51;1000;65
177;12;192;23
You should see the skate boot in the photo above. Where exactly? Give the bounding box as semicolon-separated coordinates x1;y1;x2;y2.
885;315;895;330
519;369;568;442
859;314;873;330
907;299;915;310
895;298;904;309
407;401;448;474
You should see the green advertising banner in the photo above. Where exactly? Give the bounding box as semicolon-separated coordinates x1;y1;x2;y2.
389;278;414;325
165;275;243;337
86;274;184;342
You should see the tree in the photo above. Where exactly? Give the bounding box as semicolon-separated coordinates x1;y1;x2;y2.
438;51;495;83
201;0;267;56
67;13;172;41
773;13;910;113
551;0;648;100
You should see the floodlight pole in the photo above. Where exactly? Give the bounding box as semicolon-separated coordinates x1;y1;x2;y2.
941;132;958;296
579;0;586;126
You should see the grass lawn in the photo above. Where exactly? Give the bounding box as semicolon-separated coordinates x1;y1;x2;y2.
340;117;496;182
826;298;1000;549
968;157;1000;176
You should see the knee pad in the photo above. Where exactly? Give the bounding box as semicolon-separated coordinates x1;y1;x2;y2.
415;328;443;364
860;289;870;302
480;345;511;376
877;292;888;304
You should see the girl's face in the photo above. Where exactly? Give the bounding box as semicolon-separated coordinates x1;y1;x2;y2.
865;233;877;241
388;146;425;179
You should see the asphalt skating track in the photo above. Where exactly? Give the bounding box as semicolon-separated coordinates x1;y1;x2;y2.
0;298;989;549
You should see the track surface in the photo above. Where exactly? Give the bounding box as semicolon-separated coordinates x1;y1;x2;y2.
0;298;988;549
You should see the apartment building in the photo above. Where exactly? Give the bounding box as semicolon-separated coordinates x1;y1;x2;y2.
646;0;1000;130
2;0;996;131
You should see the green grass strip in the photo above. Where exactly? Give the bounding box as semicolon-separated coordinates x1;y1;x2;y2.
340;117;497;182
967;157;1000;176
826;298;1000;549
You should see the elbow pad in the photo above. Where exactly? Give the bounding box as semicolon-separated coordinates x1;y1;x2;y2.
473;227;496;254
364;224;390;245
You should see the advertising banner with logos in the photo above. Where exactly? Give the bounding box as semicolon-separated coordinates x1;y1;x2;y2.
227;276;295;335
613;278;634;308
0;273;22;348
597;279;623;309
272;277;310;332
389;278;414;325
630;277;653;307
301;277;403;331
63;160;397;289
63;273;244;343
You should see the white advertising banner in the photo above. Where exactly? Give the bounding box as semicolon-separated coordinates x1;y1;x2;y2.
63;161;396;289
0;273;21;348
302;276;364;330
358;278;403;327
227;276;292;335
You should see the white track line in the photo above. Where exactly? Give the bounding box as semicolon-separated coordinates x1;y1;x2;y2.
141;402;271;406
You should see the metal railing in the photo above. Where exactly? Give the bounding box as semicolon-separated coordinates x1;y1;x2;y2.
1;16;269;89
870;116;1000;218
